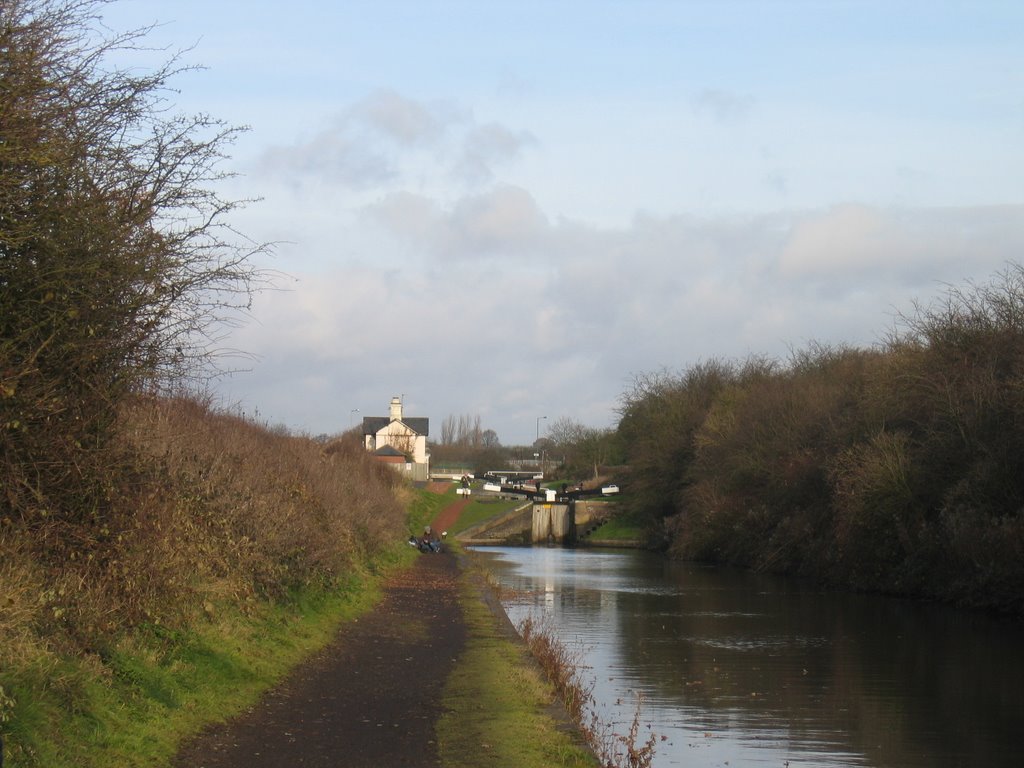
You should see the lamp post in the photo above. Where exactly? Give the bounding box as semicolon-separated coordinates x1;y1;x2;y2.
350;408;359;427
536;415;547;443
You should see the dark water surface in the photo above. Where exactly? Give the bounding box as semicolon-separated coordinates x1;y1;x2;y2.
471;546;1024;768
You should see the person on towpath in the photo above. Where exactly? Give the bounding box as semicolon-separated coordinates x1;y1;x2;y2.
421;525;441;553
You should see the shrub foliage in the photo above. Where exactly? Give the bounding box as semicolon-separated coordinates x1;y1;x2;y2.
617;266;1024;614
0;9;414;756
0;395;409;766
1;0;264;526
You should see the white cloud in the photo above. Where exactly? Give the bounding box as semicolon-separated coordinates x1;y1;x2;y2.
780;204;892;273
446;185;549;257
216;191;1024;444
257;130;397;189
252;91;534;198
779;204;1024;283
362;191;442;250
363;184;550;262
91;1;1024;446
352;89;454;147
456;122;537;183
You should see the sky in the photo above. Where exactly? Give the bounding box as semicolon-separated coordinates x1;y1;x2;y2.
100;0;1024;445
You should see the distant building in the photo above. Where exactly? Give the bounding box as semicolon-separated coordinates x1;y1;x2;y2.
362;396;430;480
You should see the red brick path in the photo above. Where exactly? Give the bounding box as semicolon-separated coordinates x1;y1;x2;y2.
430;497;470;535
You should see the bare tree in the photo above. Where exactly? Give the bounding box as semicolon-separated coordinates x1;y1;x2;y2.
387;430;415;460
547;416;587;448
447;413;483;447
441;414;457;445
481;429;500;448
546;417;618;478
0;0;267;523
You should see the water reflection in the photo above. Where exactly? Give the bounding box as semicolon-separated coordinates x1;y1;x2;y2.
472;546;1024;768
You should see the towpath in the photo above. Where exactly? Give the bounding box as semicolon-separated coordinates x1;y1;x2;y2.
171;499;468;768
427;495;470;537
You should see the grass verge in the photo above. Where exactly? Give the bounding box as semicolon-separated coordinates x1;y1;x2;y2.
408;484;453;532
445;496;526;535
1;545;415;768
438;550;597;768
518;615;658;768
589;507;645;542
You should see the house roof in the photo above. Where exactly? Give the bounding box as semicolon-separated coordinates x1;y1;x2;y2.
373;445;407;457
362;416;429;436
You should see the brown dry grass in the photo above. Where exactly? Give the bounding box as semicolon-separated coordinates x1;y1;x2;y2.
0;394;408;670
518;615;657;768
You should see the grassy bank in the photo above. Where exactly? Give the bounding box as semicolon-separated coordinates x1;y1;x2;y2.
439;551;597;768
448;495;527;535
0;400;600;768
0;396;414;766
588;507;647;544
447;550;657;768
1;555;410;767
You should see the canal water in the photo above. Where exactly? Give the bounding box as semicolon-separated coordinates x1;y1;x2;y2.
470;546;1024;768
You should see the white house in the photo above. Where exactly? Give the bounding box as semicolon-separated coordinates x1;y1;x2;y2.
361;397;430;476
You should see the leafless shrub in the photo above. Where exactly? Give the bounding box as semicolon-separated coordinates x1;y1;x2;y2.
0;394;409;665
519;614;593;722
518;614;657;768
1;0;270;529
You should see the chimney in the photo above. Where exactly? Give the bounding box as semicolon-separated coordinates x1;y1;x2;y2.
389;396;403;422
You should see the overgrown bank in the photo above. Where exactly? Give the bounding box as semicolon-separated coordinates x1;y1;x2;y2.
617;266;1024;615
0;396;610;768
439;553;598;768
0;5;367;758
0;396;416;767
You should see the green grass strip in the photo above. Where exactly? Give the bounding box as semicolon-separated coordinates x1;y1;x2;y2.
589;506;646;541
1;546;416;768
445;496;526;535
408;485;453;532
438;553;597;768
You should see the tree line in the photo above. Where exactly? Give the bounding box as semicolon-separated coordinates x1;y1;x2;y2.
615;265;1024;614
438;413;499;448
428;412;622;483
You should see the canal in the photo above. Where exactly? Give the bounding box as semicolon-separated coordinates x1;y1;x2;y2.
470;546;1024;768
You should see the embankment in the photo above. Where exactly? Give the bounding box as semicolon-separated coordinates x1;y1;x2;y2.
0;396;413;767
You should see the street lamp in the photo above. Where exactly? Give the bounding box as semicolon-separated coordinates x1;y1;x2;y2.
350;408;359;427
536;415;547;443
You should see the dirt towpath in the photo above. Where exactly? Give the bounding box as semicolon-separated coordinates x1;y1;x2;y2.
427;497;470;537
171;547;467;767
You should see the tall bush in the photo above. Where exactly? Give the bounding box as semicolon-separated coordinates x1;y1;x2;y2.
1;396;409;662
886;266;1024;515
617;266;1024;612
616;361;734;534
0;0;263;526
679;347;872;571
